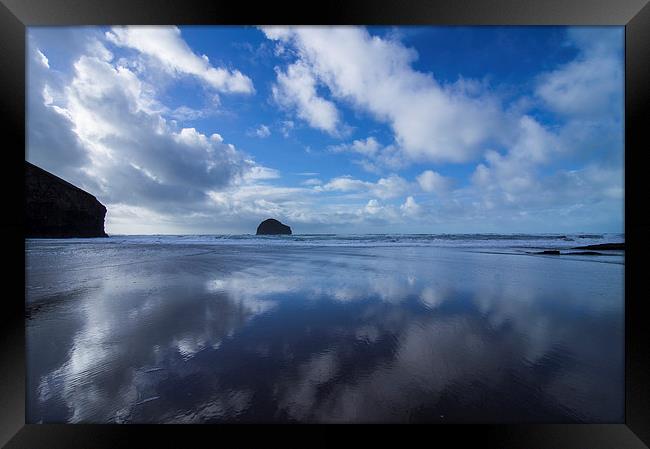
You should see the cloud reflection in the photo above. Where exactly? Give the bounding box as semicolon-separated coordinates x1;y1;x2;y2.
27;244;623;423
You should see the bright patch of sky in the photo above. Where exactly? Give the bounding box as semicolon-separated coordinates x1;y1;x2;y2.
26;26;624;234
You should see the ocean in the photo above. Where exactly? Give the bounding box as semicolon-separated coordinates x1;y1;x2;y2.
31;232;624;248
25;234;625;423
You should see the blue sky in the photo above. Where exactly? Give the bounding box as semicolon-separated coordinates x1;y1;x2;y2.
26;26;624;234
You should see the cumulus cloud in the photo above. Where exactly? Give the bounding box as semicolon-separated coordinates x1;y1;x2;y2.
30;36;365;233
206;182;321;231
262;26;505;163
261;26;623;231
359;199;400;223
63;55;249;197
400;196;421;217
27;45;93;183
416;170;452;194
320;174;409;200
536;28;623;119
329;137;381;156
470;115;559;195
272;61;340;134
458;26;624;229
461;114;574;215
534;27;624;173
106;26;254;94
328;137;407;174
320;176;369;193
27;37;274;234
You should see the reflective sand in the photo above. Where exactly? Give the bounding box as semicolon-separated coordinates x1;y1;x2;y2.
26;241;624;423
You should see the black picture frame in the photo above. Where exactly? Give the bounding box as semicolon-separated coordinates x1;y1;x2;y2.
1;0;648;447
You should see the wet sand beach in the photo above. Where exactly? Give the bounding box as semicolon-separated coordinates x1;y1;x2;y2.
26;236;624;423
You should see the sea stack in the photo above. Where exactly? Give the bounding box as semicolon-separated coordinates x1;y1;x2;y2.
256;218;292;235
25;161;108;238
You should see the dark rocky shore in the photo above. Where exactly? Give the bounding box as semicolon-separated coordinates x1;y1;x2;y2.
571;243;625;251
530;242;624;256
26;161;108;238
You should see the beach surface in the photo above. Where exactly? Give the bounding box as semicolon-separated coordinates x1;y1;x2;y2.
26;234;624;423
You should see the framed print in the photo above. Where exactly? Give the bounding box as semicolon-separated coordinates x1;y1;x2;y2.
1;0;649;447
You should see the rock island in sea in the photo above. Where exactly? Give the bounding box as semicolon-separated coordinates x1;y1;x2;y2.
256;218;292;235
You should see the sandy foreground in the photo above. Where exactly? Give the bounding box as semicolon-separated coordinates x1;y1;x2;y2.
26;239;624;423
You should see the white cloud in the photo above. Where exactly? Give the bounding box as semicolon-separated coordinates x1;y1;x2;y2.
168;105;207;121
262;26;505;163
321;176;369;193
363;199;382;215
536;28;623;119
27;44;92;183
536;57;620;118
279;120;295;138
329;137;380;156
469;115;560;200
371;175;410;199
416;170;451;194
243;165;281;181
35;49;50;68
459;113;622;229
249;124;271;138
272;61;340;134
468;115;560;205
320;174;409;200
206;183;317;228
441;29;623;230
106;26;254;94
27;41;274;234
354;199;401;224
328;138;407;175
260;26;623;232
400;196;421;217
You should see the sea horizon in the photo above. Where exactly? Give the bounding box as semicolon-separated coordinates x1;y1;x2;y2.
26;232;625;252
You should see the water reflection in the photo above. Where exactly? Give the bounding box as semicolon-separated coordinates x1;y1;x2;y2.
26;244;624;423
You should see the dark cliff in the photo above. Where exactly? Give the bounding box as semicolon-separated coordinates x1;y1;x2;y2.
25;161;108;238
256;218;292;235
